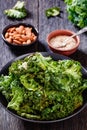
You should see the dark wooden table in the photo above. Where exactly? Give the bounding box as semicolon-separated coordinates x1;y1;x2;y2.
0;0;87;130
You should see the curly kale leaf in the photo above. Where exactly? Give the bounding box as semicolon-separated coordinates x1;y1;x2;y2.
54;60;82;92
20;74;41;91
13;1;26;10
9;53;53;76
65;0;87;28
0;75;12;101
4;1;27;19
45;7;60;18
41;92;83;120
4;9;27;19
7;80;24;111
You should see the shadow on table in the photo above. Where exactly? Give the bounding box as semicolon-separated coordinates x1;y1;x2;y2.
9;41;47;57
69;50;87;70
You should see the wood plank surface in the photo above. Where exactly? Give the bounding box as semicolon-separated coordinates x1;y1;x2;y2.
0;0;87;130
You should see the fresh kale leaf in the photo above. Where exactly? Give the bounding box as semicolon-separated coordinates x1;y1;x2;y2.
13;1;26;10
7;80;24;111
65;0;87;28
4;1;27;19
45;7;60;18
4;9;27;19
0;75;12;101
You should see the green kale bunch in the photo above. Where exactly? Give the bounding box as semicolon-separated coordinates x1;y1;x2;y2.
65;0;87;28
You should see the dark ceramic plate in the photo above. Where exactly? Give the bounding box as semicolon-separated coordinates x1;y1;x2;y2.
0;52;87;123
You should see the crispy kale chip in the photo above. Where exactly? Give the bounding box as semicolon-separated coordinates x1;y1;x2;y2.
0;52;87;120
7;80;24;111
0;75;12;101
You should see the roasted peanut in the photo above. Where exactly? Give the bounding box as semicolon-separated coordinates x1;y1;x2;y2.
21;35;29;41
33;36;37;41
13;34;21;38
7;27;16;33
18;38;26;42
26;39;31;44
25;28;32;36
14;36;21;41
16;25;24;34
5;32;9;38
6;37;12;43
13;39;21;44
22;29;26;35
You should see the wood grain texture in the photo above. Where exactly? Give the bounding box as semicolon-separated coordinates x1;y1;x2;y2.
0;0;87;130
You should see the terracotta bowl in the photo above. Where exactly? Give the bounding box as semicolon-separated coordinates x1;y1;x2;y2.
46;29;80;56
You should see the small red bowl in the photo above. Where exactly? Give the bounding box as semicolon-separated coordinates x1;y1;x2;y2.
46;29;80;56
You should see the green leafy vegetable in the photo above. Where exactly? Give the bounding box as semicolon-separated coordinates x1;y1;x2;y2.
0;52;87;120
45;7;60;18
0;75;12;101
4;1;27;19
7;80;24;111
65;0;87;28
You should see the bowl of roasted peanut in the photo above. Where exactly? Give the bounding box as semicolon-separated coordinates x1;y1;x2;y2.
2;23;38;49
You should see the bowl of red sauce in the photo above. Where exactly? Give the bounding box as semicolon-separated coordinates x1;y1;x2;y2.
46;29;80;56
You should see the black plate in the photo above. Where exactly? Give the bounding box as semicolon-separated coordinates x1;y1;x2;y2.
0;52;87;123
